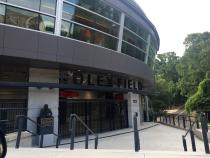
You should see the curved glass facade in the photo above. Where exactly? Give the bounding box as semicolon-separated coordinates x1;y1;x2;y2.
0;0;158;65
148;37;158;68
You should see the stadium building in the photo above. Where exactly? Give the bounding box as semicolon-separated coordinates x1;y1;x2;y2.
0;0;159;139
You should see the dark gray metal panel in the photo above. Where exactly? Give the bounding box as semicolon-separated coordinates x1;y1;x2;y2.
3;26;38;59
0;48;3;55
72;41;95;67
92;46;113;71
0;25;4;51
57;37;75;61
37;32;57;61
0;24;153;85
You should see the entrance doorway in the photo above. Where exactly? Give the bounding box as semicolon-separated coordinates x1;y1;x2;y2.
59;99;128;138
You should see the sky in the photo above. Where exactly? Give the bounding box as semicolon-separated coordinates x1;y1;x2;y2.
135;0;210;56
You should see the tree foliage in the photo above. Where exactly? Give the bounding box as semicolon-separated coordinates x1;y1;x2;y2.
150;32;210;112
150;52;181;112
185;72;210;112
177;32;210;97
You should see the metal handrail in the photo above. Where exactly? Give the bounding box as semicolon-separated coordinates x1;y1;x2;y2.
69;114;98;150
15;115;60;149
183;121;196;138
43;123;158;149
70;114;97;137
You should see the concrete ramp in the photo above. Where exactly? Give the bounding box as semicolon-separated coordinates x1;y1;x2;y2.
6;148;209;158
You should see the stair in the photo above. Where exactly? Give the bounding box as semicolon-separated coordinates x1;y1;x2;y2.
6;148;209;158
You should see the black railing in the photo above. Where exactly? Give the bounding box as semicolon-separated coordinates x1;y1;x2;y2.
182;121;197;152
0;108;27;134
158;113;210;154
15;115;60;149
69;114;99;150
157;113;199;130
68;113;141;152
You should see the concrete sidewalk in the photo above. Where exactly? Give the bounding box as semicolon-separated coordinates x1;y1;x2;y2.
60;123;206;152
6;148;210;158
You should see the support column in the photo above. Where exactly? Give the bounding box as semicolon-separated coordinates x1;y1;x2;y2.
27;68;59;146
145;96;150;122
117;13;125;52
55;0;63;35
144;34;151;64
124;92;141;127
139;95;144;123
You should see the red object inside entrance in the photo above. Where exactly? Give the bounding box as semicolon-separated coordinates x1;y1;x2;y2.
59;91;80;98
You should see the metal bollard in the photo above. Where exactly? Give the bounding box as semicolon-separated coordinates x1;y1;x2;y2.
173;115;175;126
56;136;60;148
201;114;210;154
85;130;89;149
169;115;171;124
182;135;187;151
40;132;44;148
190;129;196;152
189;116;192;127
178;116;180;127
70;116;76;150
133;113;140;152
183;116;186;129
165;115;168;124
196;119;200;129
94;136;98;149
15;117;24;149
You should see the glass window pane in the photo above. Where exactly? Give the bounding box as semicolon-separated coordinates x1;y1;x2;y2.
67;0;120;22
62;3;119;37
123;29;147;51
66;0;95;11
71;23;94;43
125;16;148;41
122;42;145;61
0;4;5;23
61;21;118;50
6;6;39;30
125;16;137;33
61;20;71;37
0;0;6;2
40;0;57;15
95;0;120;23
94;31;118;50
39;15;55;33
73;7;96;29
95;16;119;37
7;0;40;11
62;3;75;20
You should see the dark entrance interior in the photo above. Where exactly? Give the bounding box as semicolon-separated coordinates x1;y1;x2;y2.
0;64;28;134
59;99;128;138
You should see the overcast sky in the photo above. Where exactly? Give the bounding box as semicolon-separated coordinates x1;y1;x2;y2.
135;0;210;56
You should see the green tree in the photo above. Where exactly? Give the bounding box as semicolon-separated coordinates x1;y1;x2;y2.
185;72;210;112
177;32;210;97
150;52;182;112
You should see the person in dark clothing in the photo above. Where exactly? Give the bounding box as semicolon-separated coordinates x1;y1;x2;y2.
0;130;7;158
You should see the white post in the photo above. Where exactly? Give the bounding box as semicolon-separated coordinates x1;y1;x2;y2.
125;92;141;127
145;95;150;122
117;13;125;52
144;34;151;64
55;0;63;35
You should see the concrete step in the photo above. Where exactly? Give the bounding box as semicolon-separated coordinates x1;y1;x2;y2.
6;148;209;158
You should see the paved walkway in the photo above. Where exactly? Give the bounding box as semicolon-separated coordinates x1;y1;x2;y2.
5;123;210;157
6;148;209;158
60;123;205;153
